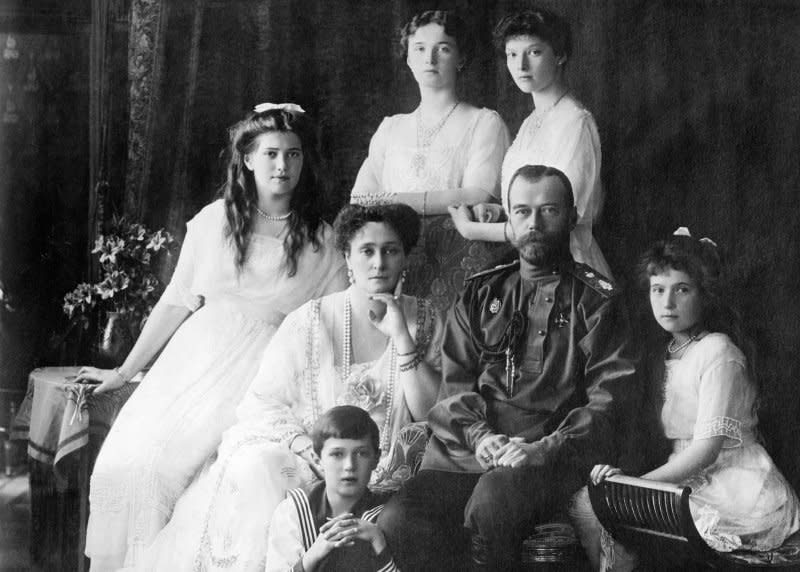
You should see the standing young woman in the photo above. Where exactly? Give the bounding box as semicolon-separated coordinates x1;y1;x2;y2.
450;8;612;278
78;105;347;571
351;10;510;309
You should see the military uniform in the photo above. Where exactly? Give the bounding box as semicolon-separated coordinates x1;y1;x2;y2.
379;256;639;571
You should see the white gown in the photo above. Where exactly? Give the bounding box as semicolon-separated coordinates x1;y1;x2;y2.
131;290;443;571
351;107;511;311
501;96;611;277
84;200;346;571
662;334;800;551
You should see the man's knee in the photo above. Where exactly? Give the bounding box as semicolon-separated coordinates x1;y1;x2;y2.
465;468;518;529
465;466;565;533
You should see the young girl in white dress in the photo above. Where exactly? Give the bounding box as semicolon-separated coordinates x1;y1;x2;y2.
76;104;347;571
450;8;611;277
570;228;800;570
351;10;510;310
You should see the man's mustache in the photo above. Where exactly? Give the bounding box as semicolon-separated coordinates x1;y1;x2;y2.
517;231;547;244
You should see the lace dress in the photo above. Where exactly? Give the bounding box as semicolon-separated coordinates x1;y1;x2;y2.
84;200;346;571
351;107;511;311
129;289;443;572
662;333;800;551
501;96;611;277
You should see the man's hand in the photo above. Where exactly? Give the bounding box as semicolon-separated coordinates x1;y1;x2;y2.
475;434;510;469
493;437;546;468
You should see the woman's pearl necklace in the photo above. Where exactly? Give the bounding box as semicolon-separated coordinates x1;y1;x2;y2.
667;333;699;355
343;291;397;453
255;206;292;221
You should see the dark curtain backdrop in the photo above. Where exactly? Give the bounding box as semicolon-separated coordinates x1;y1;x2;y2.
123;0;800;489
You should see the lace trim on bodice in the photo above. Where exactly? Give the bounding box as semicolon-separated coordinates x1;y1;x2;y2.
382;111;486;194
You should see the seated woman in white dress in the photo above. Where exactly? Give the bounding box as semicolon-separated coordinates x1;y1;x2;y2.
132;203;444;571
450;8;612;277
569;229;800;571
351;9;511;310
76;104;348;571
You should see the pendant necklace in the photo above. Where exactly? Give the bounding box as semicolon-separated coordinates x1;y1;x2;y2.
343;291;397;453
530;90;569;130
412;101;460;176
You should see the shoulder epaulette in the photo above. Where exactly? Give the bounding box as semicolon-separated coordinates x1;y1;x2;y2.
570;262;619;297
465;260;520;282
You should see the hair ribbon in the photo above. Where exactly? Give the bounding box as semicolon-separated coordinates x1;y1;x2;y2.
253;102;306;115
672;226;717;248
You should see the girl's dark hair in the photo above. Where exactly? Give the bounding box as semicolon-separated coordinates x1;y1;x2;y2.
493;8;572;61
221;108;324;277
637;235;755;377
399;10;473;66
333;204;420;256
312;405;380;456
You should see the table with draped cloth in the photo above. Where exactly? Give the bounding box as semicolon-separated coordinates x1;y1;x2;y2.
10;366;137;572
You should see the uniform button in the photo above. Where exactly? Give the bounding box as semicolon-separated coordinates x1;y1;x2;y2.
545;297;553;303
538;330;545;336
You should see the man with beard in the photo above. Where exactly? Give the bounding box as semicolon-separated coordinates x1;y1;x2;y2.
379;164;639;571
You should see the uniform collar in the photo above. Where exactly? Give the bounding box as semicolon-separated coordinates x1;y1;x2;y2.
518;255;574;282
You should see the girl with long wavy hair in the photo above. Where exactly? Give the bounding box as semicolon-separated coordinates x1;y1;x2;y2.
570;230;800;570
78;104;347;571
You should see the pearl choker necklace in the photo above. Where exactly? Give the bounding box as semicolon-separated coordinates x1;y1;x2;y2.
667;333;699;354
255;206;292;221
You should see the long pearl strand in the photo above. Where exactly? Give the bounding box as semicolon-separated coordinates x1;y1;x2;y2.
343;291;397;453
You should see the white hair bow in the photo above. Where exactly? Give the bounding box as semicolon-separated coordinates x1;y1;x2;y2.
673;226;717;247
253;102;306;115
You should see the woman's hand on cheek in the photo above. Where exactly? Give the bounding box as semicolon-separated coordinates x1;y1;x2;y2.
367;294;411;344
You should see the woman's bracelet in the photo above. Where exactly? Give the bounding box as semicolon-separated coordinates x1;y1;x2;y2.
294;442;314;457
351;192;397;207
113;367;131;384
399;354;424;372
288;433;308;452
503;221;511;243
396;347;419;357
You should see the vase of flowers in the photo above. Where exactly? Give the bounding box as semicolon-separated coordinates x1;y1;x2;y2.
62;215;178;367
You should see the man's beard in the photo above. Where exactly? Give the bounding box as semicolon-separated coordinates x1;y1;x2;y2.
513;229;570;266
